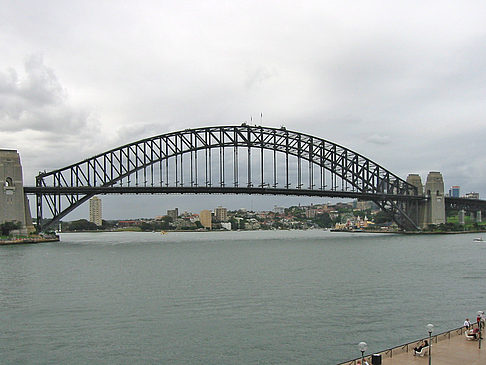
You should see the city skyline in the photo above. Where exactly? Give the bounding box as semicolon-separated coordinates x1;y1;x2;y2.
2;1;486;220
81;188;478;222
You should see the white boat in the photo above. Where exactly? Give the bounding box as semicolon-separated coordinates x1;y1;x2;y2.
473;237;484;242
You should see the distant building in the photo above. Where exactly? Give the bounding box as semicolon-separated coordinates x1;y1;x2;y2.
356;200;374;211
465;192;480;199
89;196;102;226
305;207;317;218
214;206;227;222
274;206;285;214
449;186;460;198
220;222;231;230
200;210;212;229
188;214;200;223
118;220;139;227
244;218;260;230
167;208;179;220
173;218;196;230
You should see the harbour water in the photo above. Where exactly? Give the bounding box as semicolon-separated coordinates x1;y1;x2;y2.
0;230;485;364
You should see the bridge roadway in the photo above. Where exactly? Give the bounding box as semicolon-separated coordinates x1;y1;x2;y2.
342;326;484;365
23;186;424;202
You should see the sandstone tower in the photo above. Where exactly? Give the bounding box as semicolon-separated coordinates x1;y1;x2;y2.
406;173;425;228
423;171;446;226
406;172;446;229
0;149;35;235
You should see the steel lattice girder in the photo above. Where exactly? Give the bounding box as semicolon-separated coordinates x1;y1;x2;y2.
32;125;421;230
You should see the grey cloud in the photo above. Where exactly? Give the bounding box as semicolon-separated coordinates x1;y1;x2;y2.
0;54;93;133
0;56;104;185
3;1;486;216
111;123;169;148
245;66;275;90
366;134;391;145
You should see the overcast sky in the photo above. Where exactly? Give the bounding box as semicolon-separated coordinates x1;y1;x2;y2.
1;1;486;219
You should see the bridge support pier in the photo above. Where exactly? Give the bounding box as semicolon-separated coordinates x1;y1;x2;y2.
423;171;446;227
476;210;482;223
458;210;465;225
406;172;446;229
0;150;35;235
406;174;425;228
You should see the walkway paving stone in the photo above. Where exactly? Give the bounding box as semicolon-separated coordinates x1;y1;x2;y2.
375;331;483;365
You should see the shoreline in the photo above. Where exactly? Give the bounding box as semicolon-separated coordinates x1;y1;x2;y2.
0;236;60;245
330;229;486;235
57;228;486;235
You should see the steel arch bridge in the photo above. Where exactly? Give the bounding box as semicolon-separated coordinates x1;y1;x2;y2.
24;125;424;231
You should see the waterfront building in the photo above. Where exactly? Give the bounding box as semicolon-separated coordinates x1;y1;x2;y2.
89;196;102;226
305;207;319;218
234;217;244;229
167;208;179;220
220;222;231;230
173;218;196;230
117;220;139;227
214;206;227;222
199;210;212;229
334;222;347;230
188;214;199;223
465;192;480;199
245;218;260;230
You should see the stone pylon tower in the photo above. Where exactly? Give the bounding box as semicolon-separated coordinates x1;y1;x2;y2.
423;171;446;226
405;172;446;229
0;149;35;235
406;173;425;228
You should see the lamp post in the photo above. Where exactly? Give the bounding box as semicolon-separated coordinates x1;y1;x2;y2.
477;311;482;349
358;341;367;365
426;323;434;365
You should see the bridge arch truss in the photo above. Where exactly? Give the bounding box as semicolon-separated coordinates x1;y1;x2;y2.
29;125;421;231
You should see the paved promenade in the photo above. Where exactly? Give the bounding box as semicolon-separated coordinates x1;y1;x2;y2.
380;332;484;365
340;326;484;365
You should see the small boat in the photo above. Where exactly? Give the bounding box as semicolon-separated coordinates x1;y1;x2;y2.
473;237;484;242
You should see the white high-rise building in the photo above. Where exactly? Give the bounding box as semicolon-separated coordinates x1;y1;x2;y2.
89;196;102;226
